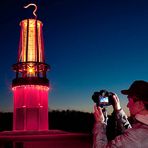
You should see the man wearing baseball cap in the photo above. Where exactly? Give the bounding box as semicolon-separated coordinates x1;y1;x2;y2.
93;80;148;148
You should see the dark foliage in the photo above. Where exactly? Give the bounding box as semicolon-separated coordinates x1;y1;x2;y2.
0;110;94;133
0;112;13;131
0;110;132;141
49;110;94;133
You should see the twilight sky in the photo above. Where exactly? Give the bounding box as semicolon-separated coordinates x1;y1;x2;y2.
0;0;148;115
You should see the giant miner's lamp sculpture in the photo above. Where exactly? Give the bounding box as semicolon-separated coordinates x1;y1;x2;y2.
12;4;50;131
0;4;91;148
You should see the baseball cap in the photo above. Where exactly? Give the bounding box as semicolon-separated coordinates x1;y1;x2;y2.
121;80;148;101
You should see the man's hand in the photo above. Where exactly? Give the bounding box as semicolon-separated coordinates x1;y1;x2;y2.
94;105;105;123
112;93;122;111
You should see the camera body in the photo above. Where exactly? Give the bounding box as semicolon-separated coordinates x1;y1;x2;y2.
92;90;114;107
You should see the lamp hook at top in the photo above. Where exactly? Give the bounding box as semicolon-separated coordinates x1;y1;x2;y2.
24;3;37;19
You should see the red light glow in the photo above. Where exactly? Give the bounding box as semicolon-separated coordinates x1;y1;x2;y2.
12;85;49;131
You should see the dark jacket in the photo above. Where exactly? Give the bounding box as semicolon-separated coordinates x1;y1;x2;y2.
93;109;148;148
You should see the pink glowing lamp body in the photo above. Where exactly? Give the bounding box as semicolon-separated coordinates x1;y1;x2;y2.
12;18;50;131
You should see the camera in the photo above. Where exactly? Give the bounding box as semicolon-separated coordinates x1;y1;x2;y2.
92;90;114;107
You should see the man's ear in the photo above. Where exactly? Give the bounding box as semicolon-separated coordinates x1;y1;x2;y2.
138;101;145;109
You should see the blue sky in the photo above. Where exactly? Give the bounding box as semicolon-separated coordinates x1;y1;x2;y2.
0;0;148;115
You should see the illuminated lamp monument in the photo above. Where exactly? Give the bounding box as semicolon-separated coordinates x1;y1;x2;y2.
0;4;92;148
12;3;50;131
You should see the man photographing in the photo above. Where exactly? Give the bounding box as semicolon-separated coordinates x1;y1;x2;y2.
93;80;148;148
